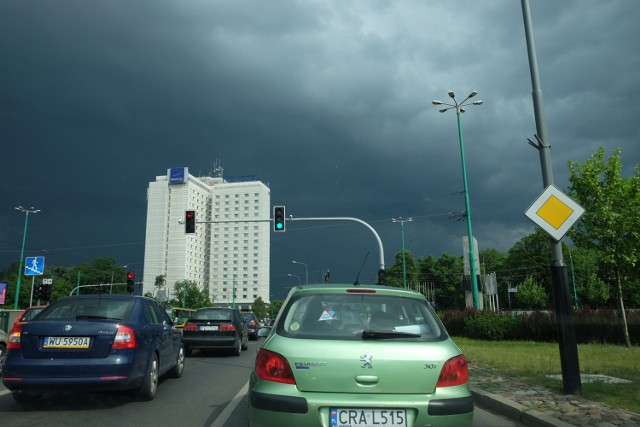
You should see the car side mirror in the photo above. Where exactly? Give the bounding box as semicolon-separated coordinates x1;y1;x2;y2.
257;327;271;338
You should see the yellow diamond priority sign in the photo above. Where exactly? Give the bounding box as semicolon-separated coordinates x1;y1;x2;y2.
524;184;585;241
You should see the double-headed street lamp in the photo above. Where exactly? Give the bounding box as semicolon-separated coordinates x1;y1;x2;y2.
14;206;41;309
433;91;483;309
392;217;412;289
292;260;309;285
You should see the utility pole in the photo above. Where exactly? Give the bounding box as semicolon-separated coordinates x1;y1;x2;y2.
521;0;581;394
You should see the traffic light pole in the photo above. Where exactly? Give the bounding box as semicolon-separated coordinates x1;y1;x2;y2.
287;216;386;283
194;216;387;284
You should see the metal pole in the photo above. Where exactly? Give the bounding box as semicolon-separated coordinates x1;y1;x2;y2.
455;110;481;309
14;207;39;309
432;94;482;309
521;0;581;394
392;217;412;289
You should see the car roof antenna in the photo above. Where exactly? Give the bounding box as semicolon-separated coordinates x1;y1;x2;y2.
353;252;369;286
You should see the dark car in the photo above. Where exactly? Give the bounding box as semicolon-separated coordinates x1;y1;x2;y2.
242;312;260;340
12;305;47;330
182;307;248;356
3;295;185;403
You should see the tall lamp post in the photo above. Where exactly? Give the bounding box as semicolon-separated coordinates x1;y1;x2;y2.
392;217;412;289
292;260;309;285
433;91;483;309
287;273;301;285
14;206;41;309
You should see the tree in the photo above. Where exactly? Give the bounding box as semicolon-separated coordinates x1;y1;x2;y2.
170;280;211;308
565;246;609;309
252;297;268;321
567;147;640;346
502;229;553;302
154;275;166;299
386;250;418;289
514;276;548;310
417;253;465;309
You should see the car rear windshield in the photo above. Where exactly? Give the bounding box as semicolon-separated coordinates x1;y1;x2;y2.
277;293;446;341
22;307;45;321
194;308;233;321
37;298;136;321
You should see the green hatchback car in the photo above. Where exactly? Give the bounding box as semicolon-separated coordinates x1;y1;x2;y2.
248;284;473;427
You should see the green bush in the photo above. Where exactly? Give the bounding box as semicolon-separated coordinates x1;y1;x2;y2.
464;312;522;340
441;309;639;344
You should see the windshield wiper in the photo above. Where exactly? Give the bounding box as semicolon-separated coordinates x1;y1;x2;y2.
362;330;421;340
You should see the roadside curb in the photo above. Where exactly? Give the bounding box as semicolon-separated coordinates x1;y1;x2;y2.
471;386;577;427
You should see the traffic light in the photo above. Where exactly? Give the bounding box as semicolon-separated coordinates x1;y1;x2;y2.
34;284;43;300
127;271;135;294
42;283;52;301
273;206;286;232
185;210;196;234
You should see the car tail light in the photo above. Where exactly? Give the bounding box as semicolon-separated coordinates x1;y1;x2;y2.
255;349;295;384
436;354;469;387
219;323;236;331
250;320;257;328
112;325;137;349
183;323;197;331
7;325;22;350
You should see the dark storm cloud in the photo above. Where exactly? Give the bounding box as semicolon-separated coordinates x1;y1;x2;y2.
1;0;639;295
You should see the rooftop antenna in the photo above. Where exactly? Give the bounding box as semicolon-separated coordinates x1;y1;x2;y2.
213;159;224;179
353;252;370;286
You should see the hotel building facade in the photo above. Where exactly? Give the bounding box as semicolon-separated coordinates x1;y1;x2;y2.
142;167;271;307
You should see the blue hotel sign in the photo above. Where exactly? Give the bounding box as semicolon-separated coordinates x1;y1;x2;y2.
168;167;188;184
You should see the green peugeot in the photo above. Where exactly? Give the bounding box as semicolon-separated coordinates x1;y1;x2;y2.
249;284;473;427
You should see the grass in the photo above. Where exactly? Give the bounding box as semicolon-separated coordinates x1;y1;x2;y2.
454;337;640;414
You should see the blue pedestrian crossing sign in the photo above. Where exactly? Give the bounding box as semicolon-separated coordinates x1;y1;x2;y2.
24;256;45;276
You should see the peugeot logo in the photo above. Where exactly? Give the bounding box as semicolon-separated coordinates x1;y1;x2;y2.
360;354;373;368
65;325;73;331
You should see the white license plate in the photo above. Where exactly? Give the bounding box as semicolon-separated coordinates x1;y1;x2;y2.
200;325;218;331
44;336;90;349
330;408;406;427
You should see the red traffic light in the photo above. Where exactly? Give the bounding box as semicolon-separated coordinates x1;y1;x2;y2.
185;210;196;233
127;271;135;280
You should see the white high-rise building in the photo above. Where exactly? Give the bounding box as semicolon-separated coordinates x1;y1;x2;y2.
143;167;271;308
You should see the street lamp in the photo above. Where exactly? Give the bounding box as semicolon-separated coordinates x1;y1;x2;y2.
14;206;41;309
433;91;483;309
287;273;301;285
292;260;309;285
392;217;412;289
110;265;128;294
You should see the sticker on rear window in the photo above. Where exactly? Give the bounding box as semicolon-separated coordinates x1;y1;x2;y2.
318;308;335;321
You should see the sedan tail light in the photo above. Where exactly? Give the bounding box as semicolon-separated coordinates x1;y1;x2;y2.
219;323;236;331
112;324;137;349
7;325;22;350
255;349;296;385
183;323;197;331
436;354;469;388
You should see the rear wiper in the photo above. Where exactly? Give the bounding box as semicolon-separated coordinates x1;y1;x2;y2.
362;330;421;340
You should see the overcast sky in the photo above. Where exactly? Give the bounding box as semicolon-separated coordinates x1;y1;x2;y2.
1;1;639;298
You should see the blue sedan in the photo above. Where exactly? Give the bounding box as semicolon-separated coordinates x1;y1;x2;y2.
3;294;185;403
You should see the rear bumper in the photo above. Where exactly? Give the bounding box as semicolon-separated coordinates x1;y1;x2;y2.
183;336;237;349
2;350;145;392
248;386;473;427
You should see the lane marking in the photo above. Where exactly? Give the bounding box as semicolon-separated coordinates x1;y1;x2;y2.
210;380;249;427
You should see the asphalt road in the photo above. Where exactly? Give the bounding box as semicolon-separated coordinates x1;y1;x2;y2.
0;340;525;427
